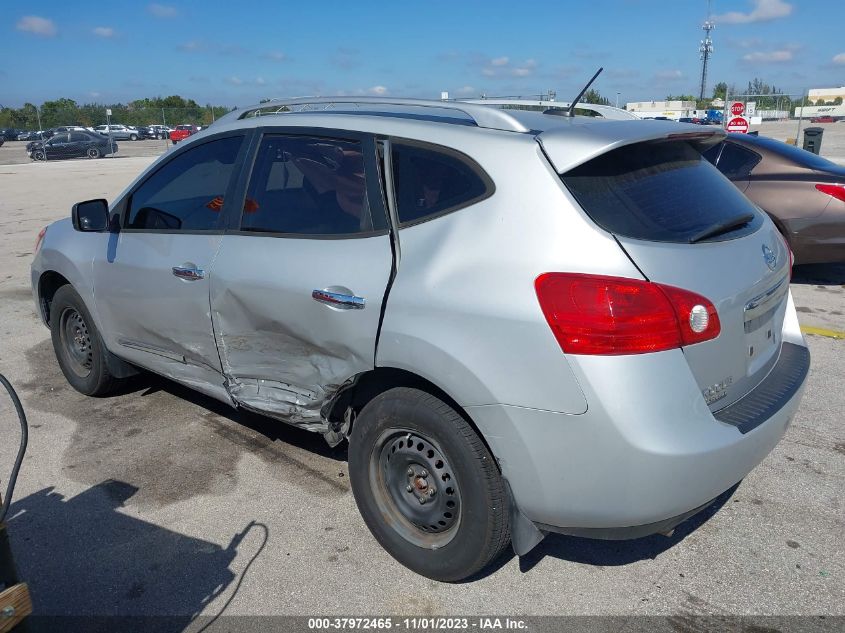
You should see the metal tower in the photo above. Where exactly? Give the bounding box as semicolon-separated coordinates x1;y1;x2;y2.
698;3;715;100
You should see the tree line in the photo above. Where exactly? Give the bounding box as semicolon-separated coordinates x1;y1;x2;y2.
0;96;231;131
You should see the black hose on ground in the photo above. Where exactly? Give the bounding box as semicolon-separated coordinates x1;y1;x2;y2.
0;373;28;524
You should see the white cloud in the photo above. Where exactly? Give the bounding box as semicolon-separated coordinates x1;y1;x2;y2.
655;69;684;80
255;77;266;86
480;57;537;79
456;86;476;96
89;92;101;98
16;15;57;37
92;26;115;38
178;40;203;52
265;51;287;62
833;53;845;65
148;3;177;18
742;50;793;63
225;76;244;86
368;85;388;96
714;0;792;24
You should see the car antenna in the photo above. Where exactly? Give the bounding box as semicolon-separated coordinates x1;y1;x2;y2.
567;67;604;117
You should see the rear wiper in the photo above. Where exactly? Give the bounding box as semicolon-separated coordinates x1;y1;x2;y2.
688;212;755;243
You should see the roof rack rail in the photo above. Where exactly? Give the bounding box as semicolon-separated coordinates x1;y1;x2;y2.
454;99;639;121
212;96;531;133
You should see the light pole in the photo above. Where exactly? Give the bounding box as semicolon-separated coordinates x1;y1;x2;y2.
616;92;620;108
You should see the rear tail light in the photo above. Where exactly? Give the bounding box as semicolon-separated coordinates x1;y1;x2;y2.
535;273;721;355
815;183;845;203
34;226;47;253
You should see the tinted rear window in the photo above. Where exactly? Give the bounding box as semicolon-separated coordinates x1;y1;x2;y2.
739;134;843;171
561;141;763;243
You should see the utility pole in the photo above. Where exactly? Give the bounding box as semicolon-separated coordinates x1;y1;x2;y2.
698;1;715;101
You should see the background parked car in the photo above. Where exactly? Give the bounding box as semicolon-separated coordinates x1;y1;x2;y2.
26;130;117;160
703;133;845;263
0;128;24;141
809;115;837;123
169;124;199;144
147;125;172;139
93;124;140;141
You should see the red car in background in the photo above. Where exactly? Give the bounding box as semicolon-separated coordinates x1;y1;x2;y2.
810;115;837;123
169;124;200;144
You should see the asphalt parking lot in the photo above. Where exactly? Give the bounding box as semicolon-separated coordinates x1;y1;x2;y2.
0;136;843;624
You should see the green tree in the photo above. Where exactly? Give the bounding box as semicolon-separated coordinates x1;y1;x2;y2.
712;82;727;101
582;89;610;105
834;97;844;105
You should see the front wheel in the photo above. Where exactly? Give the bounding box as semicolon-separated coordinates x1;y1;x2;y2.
50;285;120;396
349;387;511;581
129;133;138;141
33;150;46;161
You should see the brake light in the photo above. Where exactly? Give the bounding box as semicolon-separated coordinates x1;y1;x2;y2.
34;226;47;253
815;183;845;203
535;273;721;355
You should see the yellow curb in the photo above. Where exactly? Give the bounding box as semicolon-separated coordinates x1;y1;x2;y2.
800;325;845;340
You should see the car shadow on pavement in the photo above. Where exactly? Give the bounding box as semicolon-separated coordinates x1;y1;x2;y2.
512;483;739;574
135;373;349;464
791;263;845;285
6;480;267;632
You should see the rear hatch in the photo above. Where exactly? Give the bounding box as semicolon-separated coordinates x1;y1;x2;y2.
543;126;791;411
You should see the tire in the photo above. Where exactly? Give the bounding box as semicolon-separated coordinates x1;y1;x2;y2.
349;387;511;581
50;285;119;396
33;150;46;161
171;139;177;145
87;147;101;159
129;133;138;141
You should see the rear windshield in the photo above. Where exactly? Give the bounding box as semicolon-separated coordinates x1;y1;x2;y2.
561;141;763;243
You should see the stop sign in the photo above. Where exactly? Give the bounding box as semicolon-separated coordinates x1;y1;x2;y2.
727;116;749;133
731;101;745;116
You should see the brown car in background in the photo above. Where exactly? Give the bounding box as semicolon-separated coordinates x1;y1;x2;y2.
704;133;845;264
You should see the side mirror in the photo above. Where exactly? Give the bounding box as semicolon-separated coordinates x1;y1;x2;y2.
72;199;110;232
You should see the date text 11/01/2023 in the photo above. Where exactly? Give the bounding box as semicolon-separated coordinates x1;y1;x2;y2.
307;617;529;630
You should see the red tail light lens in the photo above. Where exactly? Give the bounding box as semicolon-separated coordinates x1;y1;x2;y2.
815;183;845;203
34;226;47;253
535;273;721;355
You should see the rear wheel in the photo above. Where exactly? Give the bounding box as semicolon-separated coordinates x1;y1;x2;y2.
349;387;510;581
50;285;119;396
87;147;101;159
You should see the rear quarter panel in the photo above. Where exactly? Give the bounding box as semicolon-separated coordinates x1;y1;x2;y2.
378;133;643;413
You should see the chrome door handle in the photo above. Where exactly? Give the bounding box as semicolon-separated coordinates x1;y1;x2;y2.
312;289;365;310
172;266;205;281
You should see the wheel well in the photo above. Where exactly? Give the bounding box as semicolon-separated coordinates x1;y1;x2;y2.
328;367;499;468
38;271;70;326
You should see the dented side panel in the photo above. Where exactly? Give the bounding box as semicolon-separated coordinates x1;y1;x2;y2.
209;233;393;430
92;230;230;402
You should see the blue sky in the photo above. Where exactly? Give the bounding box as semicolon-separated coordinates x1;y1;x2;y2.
2;0;844;108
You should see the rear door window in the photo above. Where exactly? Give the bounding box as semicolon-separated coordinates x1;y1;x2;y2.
391;142;493;226
561;141;763;243
716;142;761;179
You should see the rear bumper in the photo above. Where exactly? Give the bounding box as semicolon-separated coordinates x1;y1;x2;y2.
466;339;809;535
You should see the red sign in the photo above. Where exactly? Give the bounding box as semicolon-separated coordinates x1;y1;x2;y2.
727;117;749;134
731;101;745;116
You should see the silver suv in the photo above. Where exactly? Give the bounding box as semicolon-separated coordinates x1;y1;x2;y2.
31;97;809;581
93;124;140;141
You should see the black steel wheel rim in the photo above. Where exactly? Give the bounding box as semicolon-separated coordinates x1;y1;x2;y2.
87;148;99;158
59;307;93;378
369;428;462;548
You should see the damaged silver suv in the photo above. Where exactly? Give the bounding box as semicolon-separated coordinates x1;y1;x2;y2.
32;97;809;581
